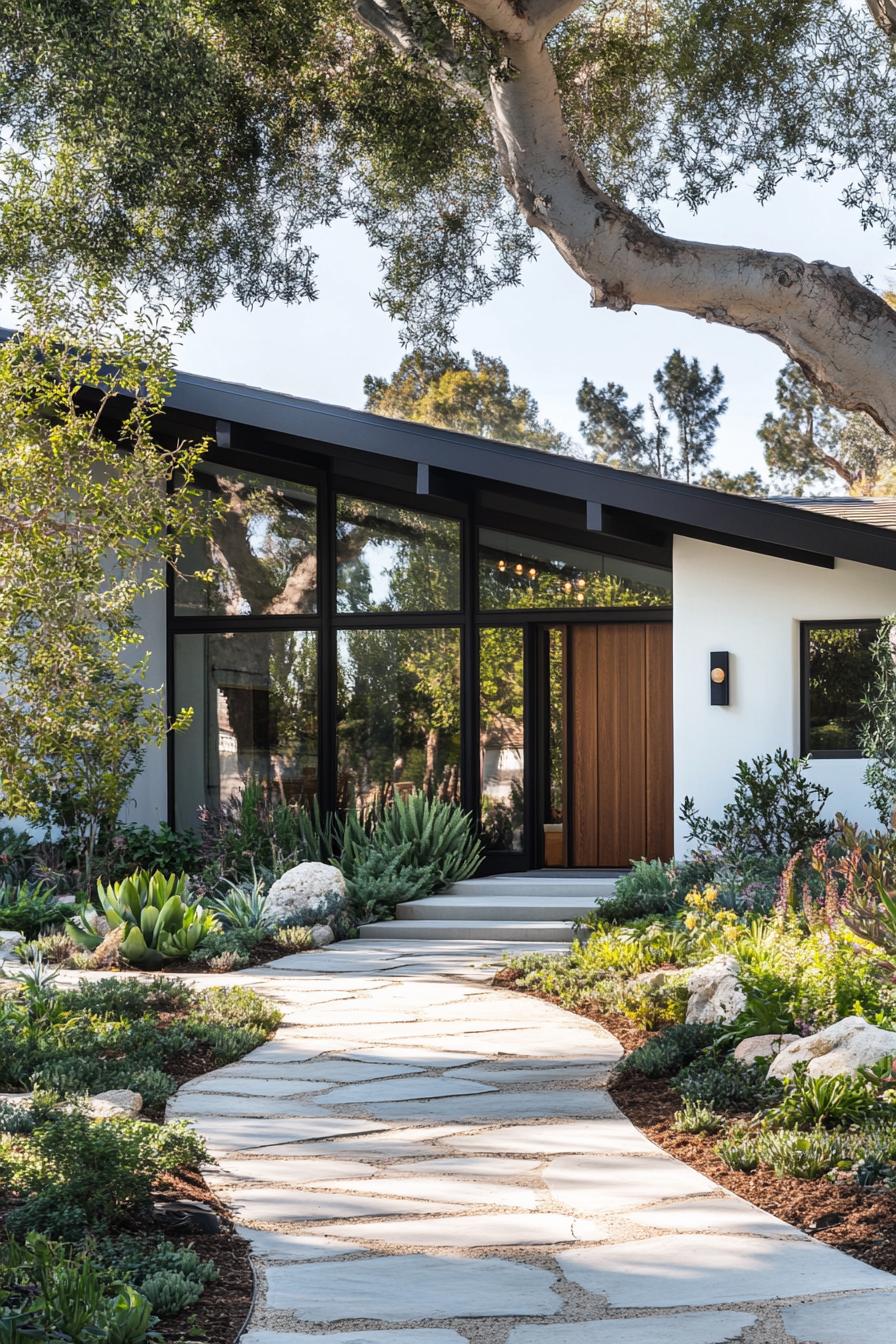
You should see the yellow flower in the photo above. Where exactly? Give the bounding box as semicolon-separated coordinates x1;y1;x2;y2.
684;912;698;931
702;885;719;905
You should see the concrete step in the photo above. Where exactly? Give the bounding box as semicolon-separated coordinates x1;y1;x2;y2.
442;877;617;899
395;894;596;921
358;918;579;943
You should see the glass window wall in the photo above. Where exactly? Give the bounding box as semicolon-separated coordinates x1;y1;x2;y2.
336;627;461;809
175;465;317;617
173;630;318;827
479;528;671;610
480;626;525;851
336;496;461;613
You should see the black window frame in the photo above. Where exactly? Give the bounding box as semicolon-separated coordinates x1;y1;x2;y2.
167;445;672;869
800;618;880;760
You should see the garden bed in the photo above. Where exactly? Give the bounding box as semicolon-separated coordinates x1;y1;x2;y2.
496;966;896;1275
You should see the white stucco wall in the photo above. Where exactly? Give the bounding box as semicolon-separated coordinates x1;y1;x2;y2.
673;536;896;854
122;584;168;829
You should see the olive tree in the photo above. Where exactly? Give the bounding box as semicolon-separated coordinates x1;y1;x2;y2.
3;2;896;426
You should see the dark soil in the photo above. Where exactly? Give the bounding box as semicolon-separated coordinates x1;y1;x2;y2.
496;967;896;1274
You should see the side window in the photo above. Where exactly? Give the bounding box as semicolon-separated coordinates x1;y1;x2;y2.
802;621;878;756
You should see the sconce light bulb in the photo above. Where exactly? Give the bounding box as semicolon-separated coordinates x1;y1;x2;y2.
514;562;524;575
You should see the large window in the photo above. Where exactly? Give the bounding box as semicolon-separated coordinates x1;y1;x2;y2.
479;528;671;610
480;626;525;851
336;627;461;809
176;465;317;616
173;630;318;827
336;496;461;613
802;621;878;756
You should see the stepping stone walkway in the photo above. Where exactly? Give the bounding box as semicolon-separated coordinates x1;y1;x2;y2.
165;938;896;1343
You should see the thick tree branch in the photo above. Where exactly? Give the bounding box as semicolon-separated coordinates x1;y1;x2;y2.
488;36;896;434
866;0;896;38
353;0;484;97
454;0;534;41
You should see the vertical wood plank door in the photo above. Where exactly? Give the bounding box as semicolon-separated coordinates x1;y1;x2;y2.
568;622;673;867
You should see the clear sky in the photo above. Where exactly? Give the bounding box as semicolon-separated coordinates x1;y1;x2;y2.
20;168;894;485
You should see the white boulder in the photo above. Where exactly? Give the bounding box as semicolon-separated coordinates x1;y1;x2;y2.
685;955;746;1025
88;1088;143;1117
265;862;347;929
733;1033;800;1068
767;1016;896;1080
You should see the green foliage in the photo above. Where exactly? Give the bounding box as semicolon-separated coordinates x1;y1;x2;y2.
861;617;896;826
578;349;729;485
199;784;337;884
101;824;202;884
716;1128;760;1172
362;792;483;891
348;845;438;921
760;363;893;495
835;818;896;963
0;974;278;1107
0;281;210;886
0;1234;154;1343
1;1107;206;1237
188;927;266;967
680;748;832;860
613;976;689;1030
595;859;680;923
615;1023;721;1079
207;868;274;934
365;349;574;453
763;1063;882;1130
273;925;314;951
672;1099;725;1134
0;880;64;939
68;869;219;969
95;1235;216;1317
752;1128;848;1180
673;1055;781;1112
0;827;34;883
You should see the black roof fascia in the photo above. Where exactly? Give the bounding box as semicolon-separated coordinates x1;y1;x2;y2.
166;370;896;572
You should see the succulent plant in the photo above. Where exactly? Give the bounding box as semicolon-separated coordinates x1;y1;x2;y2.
65;869;220;969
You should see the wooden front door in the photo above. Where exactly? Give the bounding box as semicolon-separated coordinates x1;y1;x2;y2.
568;622;673;867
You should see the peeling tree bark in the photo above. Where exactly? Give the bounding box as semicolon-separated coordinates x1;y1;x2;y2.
354;0;896;436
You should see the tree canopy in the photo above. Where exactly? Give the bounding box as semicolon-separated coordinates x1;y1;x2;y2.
364;350;573;450
3;1;896;429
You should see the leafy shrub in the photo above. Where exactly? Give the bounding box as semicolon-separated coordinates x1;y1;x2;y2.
680;748;832;860
0;1234;153;1342
0;879;65;939
348;793;483;894
672;1099;724;1134
199;782;338;882
67;869;219;968
763;1063;883;1130
101;823;201;883
2;1109;206;1237
615;1023;721;1079
0;1101;34;1135
348;844;438;920
613;976;689;1030
96;1234;217;1316
0;825;34;882
189;926;266;966
18;930;79;964
595;860;680;923
674;1055;781;1112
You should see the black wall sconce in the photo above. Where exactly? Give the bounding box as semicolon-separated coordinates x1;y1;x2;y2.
710;651;730;706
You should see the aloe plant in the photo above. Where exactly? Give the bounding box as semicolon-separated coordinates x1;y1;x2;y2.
66;869;220;969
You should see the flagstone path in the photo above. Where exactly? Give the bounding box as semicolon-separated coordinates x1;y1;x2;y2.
167;938;896;1344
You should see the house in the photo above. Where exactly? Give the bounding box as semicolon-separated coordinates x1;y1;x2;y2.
127;367;896;872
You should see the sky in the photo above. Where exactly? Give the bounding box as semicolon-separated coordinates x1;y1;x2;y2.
6;166;888;485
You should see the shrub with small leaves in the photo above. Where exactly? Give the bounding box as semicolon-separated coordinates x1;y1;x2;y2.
674;1055;781;1112
274;924;313;951
716;1128;760;1172
615;1023;720;1079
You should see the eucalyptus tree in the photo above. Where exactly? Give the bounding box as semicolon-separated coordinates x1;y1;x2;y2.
4;1;896;426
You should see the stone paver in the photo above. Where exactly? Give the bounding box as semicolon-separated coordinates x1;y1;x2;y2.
264;1253;562;1320
165;938;896;1343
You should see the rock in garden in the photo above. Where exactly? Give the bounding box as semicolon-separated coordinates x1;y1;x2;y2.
91;924;125;968
767;1015;896;1080
633;968;678;989
685;955;746;1025
0;930;22;961
310;923;335;948
88;1088;143;1117
265;862;348;928
733;1033;799;1067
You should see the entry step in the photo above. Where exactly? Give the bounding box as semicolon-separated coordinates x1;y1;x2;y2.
396;894;596;922
358;919;579;943
441;877;618;900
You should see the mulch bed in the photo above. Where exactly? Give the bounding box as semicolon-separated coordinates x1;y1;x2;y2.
495;967;896;1273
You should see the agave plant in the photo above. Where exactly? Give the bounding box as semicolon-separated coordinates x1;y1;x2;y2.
207;865;273;933
66;869;220;970
369;794;483;891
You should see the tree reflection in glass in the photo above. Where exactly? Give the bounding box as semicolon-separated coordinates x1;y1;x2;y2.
336;496;461;613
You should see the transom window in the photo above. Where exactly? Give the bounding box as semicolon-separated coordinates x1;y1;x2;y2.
478;528;672;611
336;496;461;613
801;620;879;757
